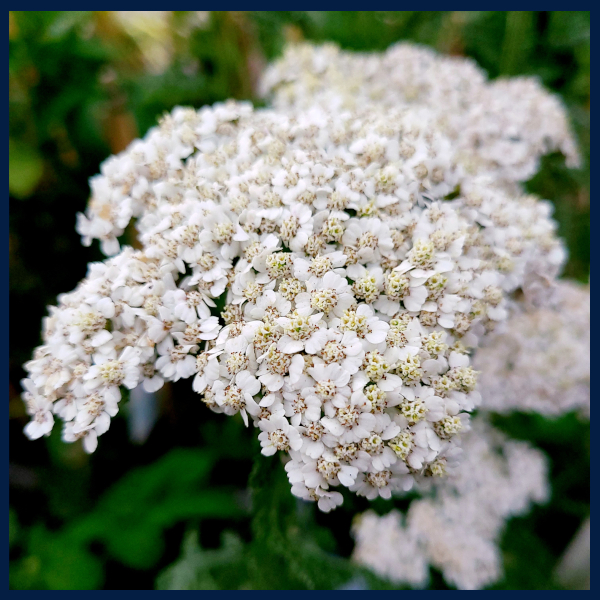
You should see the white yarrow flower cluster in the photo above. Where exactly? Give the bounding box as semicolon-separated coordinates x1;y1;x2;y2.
351;417;550;590
21;42;579;511
261;42;580;184
475;280;590;418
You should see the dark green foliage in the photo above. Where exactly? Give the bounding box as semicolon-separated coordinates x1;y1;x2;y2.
10;447;245;588
158;448;400;590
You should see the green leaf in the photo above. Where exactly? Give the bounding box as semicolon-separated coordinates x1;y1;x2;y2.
63;448;243;570
492;516;564;590
500;11;535;76
104;524;165;570
42;11;89;41
9;139;44;198
156;530;247;590
11;525;103;590
547;11;590;48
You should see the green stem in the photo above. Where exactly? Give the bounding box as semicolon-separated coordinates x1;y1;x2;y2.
500;11;534;76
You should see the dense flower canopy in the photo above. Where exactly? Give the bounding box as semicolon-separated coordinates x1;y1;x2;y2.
351;416;550;590
261;42;580;184
22;42;583;515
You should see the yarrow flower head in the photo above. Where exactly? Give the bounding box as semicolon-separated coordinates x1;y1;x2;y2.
21;41;579;512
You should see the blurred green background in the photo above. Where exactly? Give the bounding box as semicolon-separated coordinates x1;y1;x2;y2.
9;11;590;590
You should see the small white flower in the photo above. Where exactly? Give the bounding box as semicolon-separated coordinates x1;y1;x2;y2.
258;416;303;456
62;421;99;453
22;388;54;440
83;346;141;392
295;271;355;317
155;340;198;382
74;385;121;431
276;310;327;354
